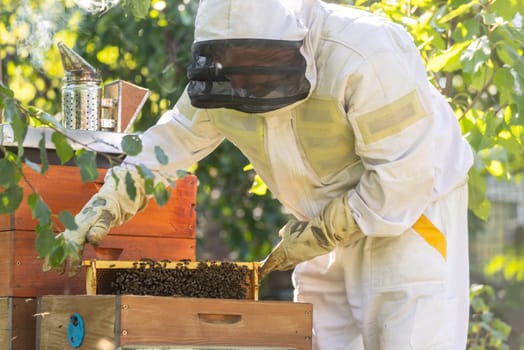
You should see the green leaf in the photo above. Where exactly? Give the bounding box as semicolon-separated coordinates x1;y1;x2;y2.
503;25;524;46
0;158;17;186
153;182;171;206
121;134;143;156
470;295;486;312
506;45;524;85
27;193;38;208
48;245;66;267
468;167;491;220
468;65;493;91
466;122;491;151
138;163;155;179
0;81;14;98
4;99;27;147
0;185;24;214
58;210;78;230
491;0;524;22
124;0;151;19
496;43;515;67
481;12;499;26
27;193;52;226
137;164;155;194
35;223;55;259
484;110;503;138
154;145;169;165
110;171;121;188
438;1;478;24
66;241;81;261
51;131;74;164
493;68;515;104
75;149;99;182
36;111;63;129
427;41;471;72
461;37;491;74
38;132;49;174
125;171;137;201
512;92;524;123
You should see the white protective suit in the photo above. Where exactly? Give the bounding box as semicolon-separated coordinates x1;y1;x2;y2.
56;0;474;349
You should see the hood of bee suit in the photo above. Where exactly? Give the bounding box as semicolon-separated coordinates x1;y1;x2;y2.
194;0;306;41
187;0;317;113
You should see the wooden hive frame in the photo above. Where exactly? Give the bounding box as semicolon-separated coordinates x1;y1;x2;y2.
83;260;261;300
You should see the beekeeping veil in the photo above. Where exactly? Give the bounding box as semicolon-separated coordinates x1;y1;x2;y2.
187;0;313;113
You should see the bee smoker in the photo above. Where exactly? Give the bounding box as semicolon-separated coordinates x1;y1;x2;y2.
58;41;150;132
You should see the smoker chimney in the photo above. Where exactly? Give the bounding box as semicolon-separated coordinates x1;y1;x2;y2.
58;41;150;132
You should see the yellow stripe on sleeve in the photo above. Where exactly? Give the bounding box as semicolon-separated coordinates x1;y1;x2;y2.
413;214;447;260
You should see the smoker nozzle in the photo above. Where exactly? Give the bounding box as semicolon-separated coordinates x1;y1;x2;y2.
57;41;100;83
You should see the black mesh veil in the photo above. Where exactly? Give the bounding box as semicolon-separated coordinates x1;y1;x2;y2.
187;39;310;113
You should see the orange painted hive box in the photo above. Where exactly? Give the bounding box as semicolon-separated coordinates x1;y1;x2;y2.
0;164;198;297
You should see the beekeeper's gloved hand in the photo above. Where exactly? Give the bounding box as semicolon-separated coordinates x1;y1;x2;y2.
43;166;148;277
259;195;364;281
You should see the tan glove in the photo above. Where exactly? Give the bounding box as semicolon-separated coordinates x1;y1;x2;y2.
43;166;148;276
259;195;364;281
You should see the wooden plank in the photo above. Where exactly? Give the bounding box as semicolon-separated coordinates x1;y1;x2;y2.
0;234;13;296
37;295;117;349
1;231;195;297
0;214;13;233
112;173;197;238
120;296;312;349
11;297;36;350
11;229;86;296
0;297;37;350
0;165;101;233
0;298;9;349
0;165;197;239
36;295;312;349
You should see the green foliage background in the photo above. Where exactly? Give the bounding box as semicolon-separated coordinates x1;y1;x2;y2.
1;0;523;347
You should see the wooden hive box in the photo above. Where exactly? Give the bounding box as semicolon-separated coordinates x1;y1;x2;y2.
0;297;37;350
0;164;198;297
36;295;313;349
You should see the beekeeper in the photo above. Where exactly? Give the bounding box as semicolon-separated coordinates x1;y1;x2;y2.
46;0;474;349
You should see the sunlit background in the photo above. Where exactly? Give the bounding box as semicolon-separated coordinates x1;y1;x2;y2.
1;0;523;348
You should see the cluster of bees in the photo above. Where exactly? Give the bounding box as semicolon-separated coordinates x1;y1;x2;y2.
109;258;251;299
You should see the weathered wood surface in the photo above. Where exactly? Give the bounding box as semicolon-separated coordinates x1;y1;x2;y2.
36;295;313;350
119;296;312;349
37;295;116;350
0;297;37;350
0;298;8;350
